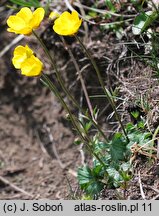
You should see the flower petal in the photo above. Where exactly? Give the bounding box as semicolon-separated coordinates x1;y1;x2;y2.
7;16;26;32
12;46;27;69
59;11;72;20
16;7;33;23
53;10;82;36
12;45;34;69
7;15;33;34
30;7;45;29
24;45;34;56
49;11;60;20
21;55;43;76
72;11;79;19
7;7;44;35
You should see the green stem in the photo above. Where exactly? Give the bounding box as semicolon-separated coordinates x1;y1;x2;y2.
60;36;95;122
33;30;79;107
33;30;108;142
32;30;79;108
75;34;129;143
41;73;106;168
85;142;107;168
152;125;159;159
41;73;83;138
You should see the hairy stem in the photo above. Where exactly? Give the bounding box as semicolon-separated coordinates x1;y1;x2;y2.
41;73;106;168
75;34;129;143
33;30;108;142
61;36;95;122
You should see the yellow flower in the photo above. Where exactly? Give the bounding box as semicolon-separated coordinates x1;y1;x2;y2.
12;45;33;69
49;11;60;20
7;7;45;35
21;55;43;76
12;45;43;77
53;11;82;36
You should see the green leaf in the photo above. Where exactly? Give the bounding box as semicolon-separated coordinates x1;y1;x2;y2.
93;154;111;168
137;121;145;129
9;0;40;7
84;121;92;132
127;129;152;148
94;141;109;154
120;162;131;172
107;167;122;187
119;170;132;182
131;110;140;119
105;0;116;12
126;122;135;131
132;11;158;35
77;166;104;195
88;11;97;18
77;166;93;185
85;181;104;195
109;133;127;161
81;195;93;200
92;164;103;176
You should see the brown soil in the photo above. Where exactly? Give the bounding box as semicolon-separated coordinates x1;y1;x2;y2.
0;47;80;199
0;19;80;199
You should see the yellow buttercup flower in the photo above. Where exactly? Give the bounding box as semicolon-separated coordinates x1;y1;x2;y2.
21;55;43;77
53;11;82;36
49;11;60;20
12;45;43;77
7;7;45;35
12;45;33;69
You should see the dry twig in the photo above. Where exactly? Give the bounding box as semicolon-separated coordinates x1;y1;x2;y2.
0;176;33;198
138;172;146;200
0;35;24;58
36;128;66;169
